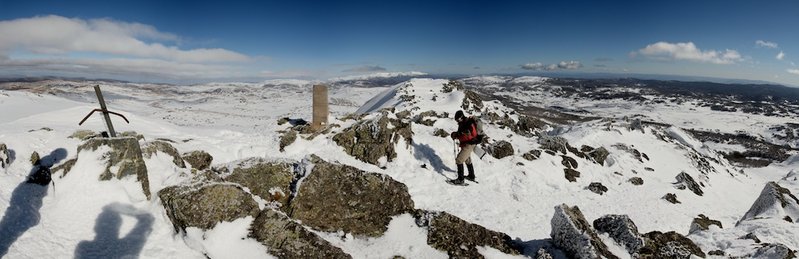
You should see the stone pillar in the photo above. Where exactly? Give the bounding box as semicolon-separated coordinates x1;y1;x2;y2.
312;84;329;131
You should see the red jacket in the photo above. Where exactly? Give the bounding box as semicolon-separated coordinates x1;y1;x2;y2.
454;117;478;146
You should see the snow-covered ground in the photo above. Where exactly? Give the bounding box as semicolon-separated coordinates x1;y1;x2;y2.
1;77;797;258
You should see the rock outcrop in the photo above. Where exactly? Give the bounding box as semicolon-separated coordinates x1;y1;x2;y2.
739;181;799;224
629;177;644;186
663;193;680;204
593;214;645;254
182;150;213;170
586;182;608;195
581;145;610;166
142;140;185;168
522;149;542;161
78;137;151;199
689;214;722;234
0;143;9;169
673;172;703;196
564;168;580;182
249;209;351;259
752;243;796;259
287;159;414;236
413;210;522;258
224;159;294;207
485;140;514;159
158;183;260;232
539;136;569;154
638;231;705;258
550;204;619;259
332;112;412;165
69;130;97;140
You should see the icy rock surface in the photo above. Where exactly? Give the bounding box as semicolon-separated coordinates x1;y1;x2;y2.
550;204;618;259
593;214;644;254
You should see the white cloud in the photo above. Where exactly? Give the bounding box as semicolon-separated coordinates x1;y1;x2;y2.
788;69;799;75
0;57;245;79
777;51;785;60
521;61;582;71
0;15;249;63
343;65;387;73
755;40;778;48
632;42;743;64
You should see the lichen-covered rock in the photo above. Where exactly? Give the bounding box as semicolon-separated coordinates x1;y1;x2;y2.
332;112;412;165
629;177;644;186
249;209;351;259
585;182;608;195
119;131;144;141
433;128;449;138
674;172;703;196
515;115;547;137
69;130;97;140
413;210;522;258
158;183;260;232
51;158;77;177
539;136;569;154
279;130;297;152
224;159;294;207
486;140;514;159
752;243;796;259
593;214;645;254
142;140;185;168
287;159;414;236
182;150;213;170
461;90;483;112
561;155;578;169
587;147;610;166
0;143;9;169
535;248;554;259
739;182;799;224
550;204;619;259
663;193;680;204
30;151;40;165
78;137;150;199
638;231;705;259
523;149;542;161
564;168;580;182
689;214;722;234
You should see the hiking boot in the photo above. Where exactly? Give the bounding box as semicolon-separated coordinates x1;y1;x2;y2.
465;163;475;181
456;164;465;181
449;178;465;185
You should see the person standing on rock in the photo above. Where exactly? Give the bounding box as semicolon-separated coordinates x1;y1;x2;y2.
449;110;480;185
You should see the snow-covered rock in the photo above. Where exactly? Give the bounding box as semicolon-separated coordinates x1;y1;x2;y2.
413;210;522;258
142;140;185;168
639;231;705;258
689;214;722;234
739;181;799;223
550;204;618;259
0;143;9;169
673;171;704;196
222;159;294;207
485;140;514;159
593;214;645;254
77;137;150;198
159;183;260;233
182;150;213;170
249;209;351;259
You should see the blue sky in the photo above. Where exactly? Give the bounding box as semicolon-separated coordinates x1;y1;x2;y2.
0;0;797;85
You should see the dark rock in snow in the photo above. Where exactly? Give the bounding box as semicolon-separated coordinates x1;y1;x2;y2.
486;140;514;159
182;150;213;170
224;159;294;207
708;250;724;256
752;243;796;259
564;168;580;182
539;136;569;154
287;159;414;236
663;193;680;204
249;209;351;259
78;137;150;199
593;214;645;254
522;149;542;161
413;210;522;258
461;90;484;112
739;181;799;224
740;232;761;243
689;214;722;234
550;204;619;259
142;140;185;168
629;177;644;185
51;158;77;177
433;128;449;138
30;151;40;166
279;130;297;152
561;155;578;169
0;143;9;168
69;130;97;140
673;172;704;196
638;231;705;259
158;183;260;232
586;182;608;195
588;147;610;166
332;111;412;165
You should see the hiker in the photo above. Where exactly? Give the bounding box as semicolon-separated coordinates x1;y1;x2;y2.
450;110;480;184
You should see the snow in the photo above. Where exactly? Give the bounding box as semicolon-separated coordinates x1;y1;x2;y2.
1;76;798;258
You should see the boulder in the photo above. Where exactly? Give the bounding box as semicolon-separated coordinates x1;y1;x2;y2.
663;193;680;204
522;149;542;161
752;243;796;259
588;147;610;166
515;115;547;137
413;210;522;258
142;140;185;168
0;143;9;168
224;159;294;207
461;90;484;112
689;214;722;234
550;204;619;259
119;131;145;141
433;128;449;138
740;232;761;243
593;215;645;254
564;168;580;182
638;231;705;258
332;112;412;165
485;140;514;159
78;137;150;199
673;172;703;196
182;150;213;170
539;136;569;154
30;151;40;165
629;177;644;186
158;183;260;232
561;155;578;169
51;158;77;177
586;182;608;195
739;181;799;224
249;209;351;259
287;159;414;236
279;130;297;152
69;130;97;140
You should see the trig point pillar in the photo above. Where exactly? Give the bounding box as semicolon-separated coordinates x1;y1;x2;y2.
312;84;329;131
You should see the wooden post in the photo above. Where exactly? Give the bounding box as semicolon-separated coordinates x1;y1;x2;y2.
94;85;117;137
312;84;329;131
